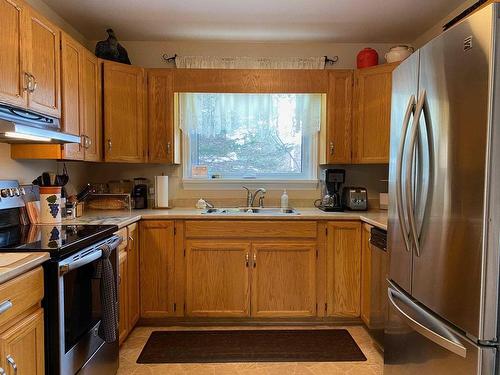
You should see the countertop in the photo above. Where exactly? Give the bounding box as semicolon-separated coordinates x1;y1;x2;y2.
66;207;388;230
0;252;49;284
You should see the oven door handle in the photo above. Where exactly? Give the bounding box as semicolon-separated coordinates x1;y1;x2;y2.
59;249;103;275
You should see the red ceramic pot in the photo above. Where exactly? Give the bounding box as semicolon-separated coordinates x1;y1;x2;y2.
357;48;379;68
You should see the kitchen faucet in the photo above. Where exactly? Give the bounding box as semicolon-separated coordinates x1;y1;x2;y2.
242;186;266;207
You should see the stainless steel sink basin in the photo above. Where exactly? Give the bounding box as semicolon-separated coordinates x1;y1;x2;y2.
202;207;299;215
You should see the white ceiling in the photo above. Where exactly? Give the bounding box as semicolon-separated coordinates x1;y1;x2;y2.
43;0;466;43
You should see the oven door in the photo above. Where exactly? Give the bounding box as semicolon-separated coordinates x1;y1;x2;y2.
56;236;120;375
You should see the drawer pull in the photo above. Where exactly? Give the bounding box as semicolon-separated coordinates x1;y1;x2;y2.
7;355;17;374
0;300;12;315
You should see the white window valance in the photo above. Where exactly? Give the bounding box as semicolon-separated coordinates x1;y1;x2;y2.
175;56;326;69
179;93;322;137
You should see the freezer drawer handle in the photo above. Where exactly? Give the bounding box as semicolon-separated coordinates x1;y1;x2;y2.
388;287;467;358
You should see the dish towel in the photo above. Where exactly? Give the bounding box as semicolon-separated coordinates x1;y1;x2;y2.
96;244;118;343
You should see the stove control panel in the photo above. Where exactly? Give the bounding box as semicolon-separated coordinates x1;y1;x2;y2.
0;181;25;210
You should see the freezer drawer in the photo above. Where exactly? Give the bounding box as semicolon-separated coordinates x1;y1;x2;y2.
385;283;496;375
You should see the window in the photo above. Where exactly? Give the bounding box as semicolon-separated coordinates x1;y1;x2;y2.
180;93;322;183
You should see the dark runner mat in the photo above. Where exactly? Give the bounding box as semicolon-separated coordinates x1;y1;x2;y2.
137;329;367;363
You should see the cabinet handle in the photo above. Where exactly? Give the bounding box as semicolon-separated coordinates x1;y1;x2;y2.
253;253;257;268
0;366;5;375
107;139;112;151
329;142;335;156
245;253;249;268
23;72;31;92
6;355;17;375
167;142;171;155
29;74;37;92
128;235;133;242
0;300;12;315
87;136;92;147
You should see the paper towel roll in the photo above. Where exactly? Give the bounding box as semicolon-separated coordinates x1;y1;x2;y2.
155;176;169;208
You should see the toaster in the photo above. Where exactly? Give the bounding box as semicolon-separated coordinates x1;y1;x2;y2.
342;187;368;211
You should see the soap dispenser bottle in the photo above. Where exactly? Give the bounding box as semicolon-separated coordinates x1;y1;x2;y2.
280;189;289;209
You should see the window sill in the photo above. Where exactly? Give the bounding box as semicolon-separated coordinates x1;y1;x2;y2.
182;178;319;190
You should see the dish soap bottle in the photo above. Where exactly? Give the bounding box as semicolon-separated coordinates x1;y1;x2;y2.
280;189;289;209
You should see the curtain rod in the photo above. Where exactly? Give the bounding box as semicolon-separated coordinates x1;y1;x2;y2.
162;54;339;66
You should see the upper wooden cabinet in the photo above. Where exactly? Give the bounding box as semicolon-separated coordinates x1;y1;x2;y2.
251;241;317;317
322;70;353;164
326;221;362;318
0;0;28;108
0;0;61;117
148;69;180;164
81;51;102;161
352;63;398;164
60;32;84;160
103;61;147;163
25;7;61;117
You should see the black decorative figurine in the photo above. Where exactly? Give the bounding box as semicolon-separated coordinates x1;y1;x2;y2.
95;29;131;65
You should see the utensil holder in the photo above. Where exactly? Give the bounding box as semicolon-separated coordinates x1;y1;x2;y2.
40;186;62;224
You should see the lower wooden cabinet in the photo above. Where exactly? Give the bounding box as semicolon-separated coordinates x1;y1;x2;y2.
326;221;362;318
118;246;128;345
0;309;45;375
185;241;250;317
139;220;175;318
251;241;316;317
361;223;373;325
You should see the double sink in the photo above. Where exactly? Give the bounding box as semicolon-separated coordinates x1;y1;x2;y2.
202;207;299;215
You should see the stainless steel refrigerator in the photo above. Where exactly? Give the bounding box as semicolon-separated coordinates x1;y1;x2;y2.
385;4;500;374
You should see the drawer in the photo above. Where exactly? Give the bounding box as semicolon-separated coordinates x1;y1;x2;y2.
115;227;128;249
0;267;44;329
185;221;317;239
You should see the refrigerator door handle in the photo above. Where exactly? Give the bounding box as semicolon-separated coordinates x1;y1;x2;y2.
405;90;426;257
388;286;467;358
396;95;416;253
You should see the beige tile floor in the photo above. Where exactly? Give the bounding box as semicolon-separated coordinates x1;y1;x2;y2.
118;325;383;375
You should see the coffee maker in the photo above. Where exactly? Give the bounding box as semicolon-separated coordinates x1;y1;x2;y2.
316;168;345;212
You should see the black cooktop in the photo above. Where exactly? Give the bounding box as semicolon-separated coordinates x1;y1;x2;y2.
0;224;118;258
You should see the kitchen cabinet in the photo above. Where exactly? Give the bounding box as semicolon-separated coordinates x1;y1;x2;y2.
0;309;44;375
352;63;398;164
185;240;250;317
0;1;61;117
322;70;353;164
139;220;175;318
126;223;140;330
148;69;180;164
25;6;61;117
360;223;373;325
0;0;28;108
81;50;102;161
103;61;147;163
251;241;316;317
326;221;362;318
60;32;84;160
118;244;128;345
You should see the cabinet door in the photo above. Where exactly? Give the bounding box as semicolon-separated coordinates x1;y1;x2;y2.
118;248;128;345
140;220;175;318
361;223;373;326
60;32;83;160
103;61;146;163
352;63;398;164
323;70;353;164
0;0;27;108
148;69;179;164
186;240;250;317
25;7;61;117
0;309;44;375
81;51;102;161
126;223;139;330
251;241;317;317
326;221;362;318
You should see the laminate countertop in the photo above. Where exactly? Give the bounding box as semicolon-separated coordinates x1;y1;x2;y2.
66;208;388;230
0;252;49;284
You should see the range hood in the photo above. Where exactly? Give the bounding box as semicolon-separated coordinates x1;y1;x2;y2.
0;104;81;144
